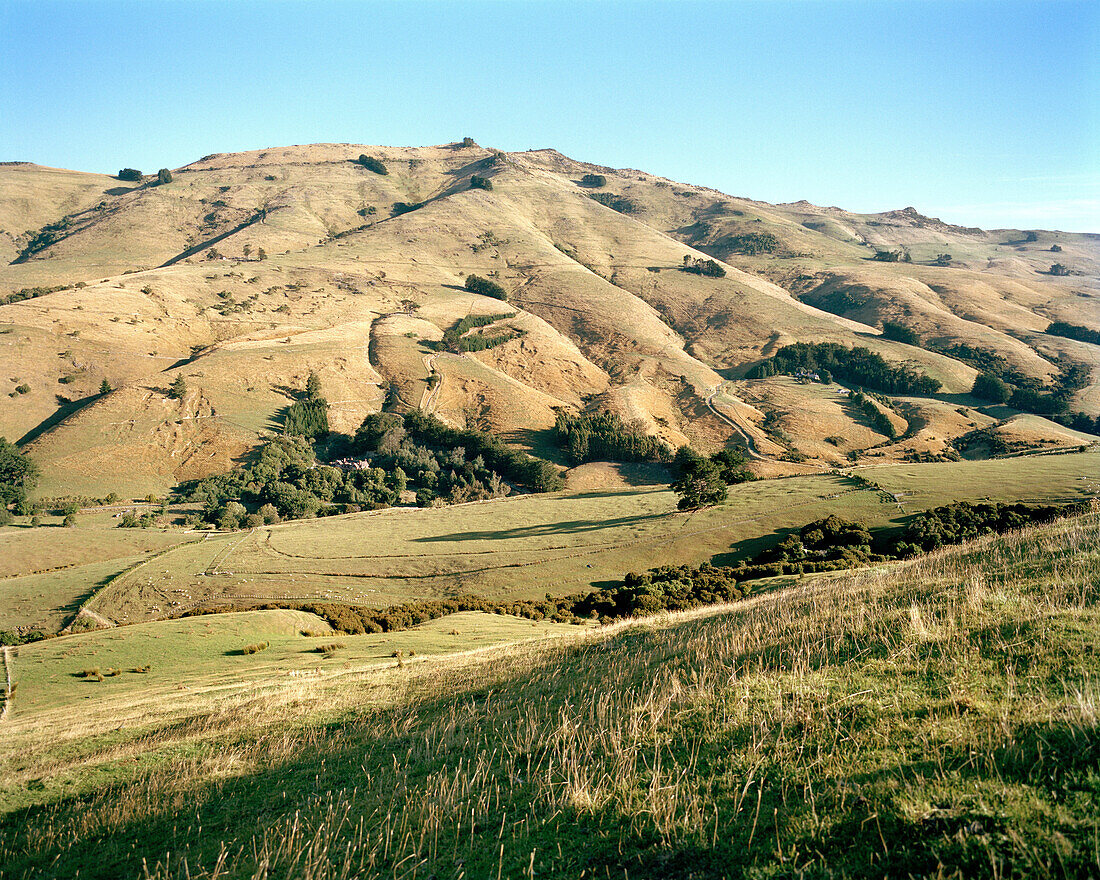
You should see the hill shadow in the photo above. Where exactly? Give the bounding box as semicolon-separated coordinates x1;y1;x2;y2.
159;215;262;268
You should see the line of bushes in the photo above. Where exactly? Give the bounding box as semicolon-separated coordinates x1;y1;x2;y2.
748;342;942;396
464;274;508;301
588;192;638;214
1047;321;1100;346
849;389;898;440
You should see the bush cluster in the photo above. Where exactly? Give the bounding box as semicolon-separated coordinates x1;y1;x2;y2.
117;168;142;181
580;174;607;188
849;390;898;440
681;257;726;277
357;155;388;175
469;175;493;191
748;342;942;396
464;274;508;301
722;232;780;255
1047;321;1100;346
881;321;920;345
892;501;1087;556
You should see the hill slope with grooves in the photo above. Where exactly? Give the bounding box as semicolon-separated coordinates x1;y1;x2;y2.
1;142;1097;496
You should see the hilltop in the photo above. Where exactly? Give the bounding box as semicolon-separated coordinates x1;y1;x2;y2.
1;141;1097;498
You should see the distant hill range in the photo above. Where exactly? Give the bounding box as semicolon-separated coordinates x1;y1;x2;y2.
1;141;1097;497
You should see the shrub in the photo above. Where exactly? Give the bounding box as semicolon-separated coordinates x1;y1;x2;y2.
392;201;422;215
62;513;76;528
240;642;269;655
469;175;493;191
881;321;919;345
14;384;29;395
1050;263;1070;276
357;155;388;175
580;174;607;188
1050;244;1062;252
464;274;508;301
117;168;142;181
461;137;476;147
156;168;172;185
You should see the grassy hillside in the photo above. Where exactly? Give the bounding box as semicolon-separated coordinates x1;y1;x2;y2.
2;507;1097;878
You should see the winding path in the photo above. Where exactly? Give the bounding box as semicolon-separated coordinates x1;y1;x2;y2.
705;382;766;458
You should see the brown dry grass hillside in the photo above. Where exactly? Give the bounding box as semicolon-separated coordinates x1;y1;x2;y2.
1;143;1097;497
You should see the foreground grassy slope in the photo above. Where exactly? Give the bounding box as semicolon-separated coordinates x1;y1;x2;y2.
2;509;1097;878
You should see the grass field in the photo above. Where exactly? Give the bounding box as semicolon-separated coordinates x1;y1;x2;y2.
0;516;194;633
1;506;1096;879
78;450;1100;625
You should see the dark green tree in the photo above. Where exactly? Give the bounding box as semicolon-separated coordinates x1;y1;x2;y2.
580;174;607;188
881;321;919;345
168;374;187;400
1050;263;1070;276
672;455;728;510
99;379;112;395
0;438;39;507
469;175;493;191
117;168;142;181
156;168;172;185
972;372;1011;403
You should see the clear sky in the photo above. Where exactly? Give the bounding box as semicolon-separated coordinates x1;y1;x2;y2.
2;0;1097;231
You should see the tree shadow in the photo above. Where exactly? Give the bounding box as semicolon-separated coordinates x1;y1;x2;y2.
16;394;100;445
412;511;668;543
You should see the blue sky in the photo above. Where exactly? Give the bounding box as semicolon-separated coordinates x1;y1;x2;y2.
2;0;1097;231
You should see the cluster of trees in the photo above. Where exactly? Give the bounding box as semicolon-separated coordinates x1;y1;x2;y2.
469;175;493;191
681;256;726;277
671;446;753;510
1048;321;1100;346
283;371;329;439
464;274;508;301
1050;264;1070;276
117;168;142;181
747;342;942;396
580;174;607;188
357;155;388;175
722;232;780;255
962;344;1098;433
429;313;514;354
588;192;638;214
0;438;39;525
156;169;172;185
393;201;423;215
180;434;410;528
553;411;674;465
